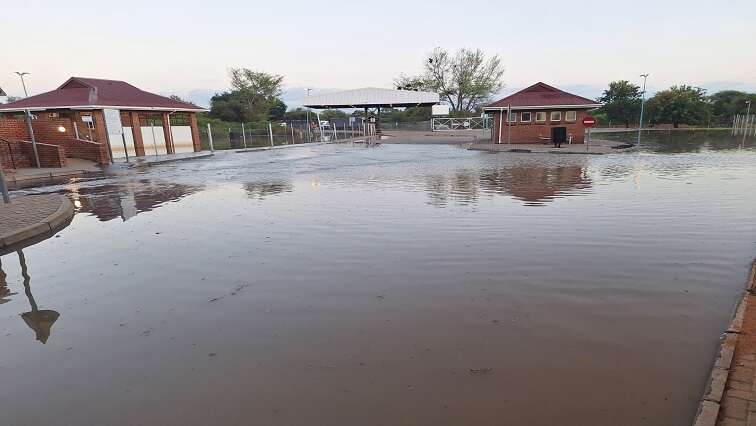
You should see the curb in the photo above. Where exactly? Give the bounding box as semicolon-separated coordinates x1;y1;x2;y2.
131;152;215;167
693;260;756;426
0;195;75;249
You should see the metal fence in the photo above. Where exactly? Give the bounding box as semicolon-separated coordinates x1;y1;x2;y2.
199;119;373;151
732;114;755;137
431;117;491;131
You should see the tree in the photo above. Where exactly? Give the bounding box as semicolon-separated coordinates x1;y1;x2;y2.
319;109;348;121
646;85;709;128
396;48;505;113
596;81;642;128
284;108;310;121
208;68;285;123
708;90;756;126
0;96;21;105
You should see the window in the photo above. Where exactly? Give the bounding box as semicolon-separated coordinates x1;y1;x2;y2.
508;112;517;122
550;111;562;122
565;111;577;122
521;112;532;122
81;113;95;130
535;112;547;122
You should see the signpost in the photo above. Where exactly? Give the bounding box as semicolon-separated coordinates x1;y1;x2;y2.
583;116;596;151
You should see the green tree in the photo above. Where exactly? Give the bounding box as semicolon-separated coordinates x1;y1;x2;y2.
596;80;642;128
284;108;310;121
268;98;287;121
708;90;756;126
319;109;348;121
208;68;285;123
646;85;710;128
396;47;505;113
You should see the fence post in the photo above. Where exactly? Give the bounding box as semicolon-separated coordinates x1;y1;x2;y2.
241;122;247;149
207;123;214;152
268;122;274;148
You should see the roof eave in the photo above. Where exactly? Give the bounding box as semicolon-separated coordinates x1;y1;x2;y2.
0;105;208;113
483;104;602;111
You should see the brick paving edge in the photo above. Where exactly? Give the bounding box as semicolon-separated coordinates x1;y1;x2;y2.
693;260;756;426
0;195;75;249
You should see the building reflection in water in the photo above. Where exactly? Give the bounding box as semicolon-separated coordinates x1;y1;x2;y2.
67;180;202;222
244;180;294;200
426;162;592;207
480;164;592;206
0;251;60;343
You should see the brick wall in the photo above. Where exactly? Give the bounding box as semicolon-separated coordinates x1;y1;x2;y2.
0;119;30;141
1;139;32;171
17;140;68;167
491;109;592;144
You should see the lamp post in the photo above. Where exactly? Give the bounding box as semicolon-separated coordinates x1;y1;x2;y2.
14;72;29;97
13;72;40;167
306;88;312;143
637;73;649;147
743;100;751;144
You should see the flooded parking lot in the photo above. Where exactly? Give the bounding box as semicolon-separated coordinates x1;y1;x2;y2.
1;131;755;425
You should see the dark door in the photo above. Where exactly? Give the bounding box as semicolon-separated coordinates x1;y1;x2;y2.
551;127;567;145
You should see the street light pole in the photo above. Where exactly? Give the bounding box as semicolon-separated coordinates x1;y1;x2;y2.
14;72;29;97
743;100;751;144
14;72;40;167
306;88;312;143
637;73;649;147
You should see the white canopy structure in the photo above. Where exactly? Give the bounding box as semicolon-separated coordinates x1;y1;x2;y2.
302;87;439;109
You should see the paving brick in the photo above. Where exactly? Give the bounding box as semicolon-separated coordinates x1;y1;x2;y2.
723;397;749;420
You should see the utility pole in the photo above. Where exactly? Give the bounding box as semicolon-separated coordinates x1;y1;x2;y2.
637;73;649;147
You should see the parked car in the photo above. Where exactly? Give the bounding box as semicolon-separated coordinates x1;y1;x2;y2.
320;120;331;129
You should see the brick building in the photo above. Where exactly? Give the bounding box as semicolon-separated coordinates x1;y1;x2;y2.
484;82;601;144
0;77;206;172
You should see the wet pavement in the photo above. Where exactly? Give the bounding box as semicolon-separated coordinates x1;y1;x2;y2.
0;131;755;425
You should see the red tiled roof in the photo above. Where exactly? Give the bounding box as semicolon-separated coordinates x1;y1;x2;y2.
485;82;600;109
0;77;206;112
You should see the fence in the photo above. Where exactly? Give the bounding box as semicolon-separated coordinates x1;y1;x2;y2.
199;119;374;151
431;117;491;131
732;114;755;137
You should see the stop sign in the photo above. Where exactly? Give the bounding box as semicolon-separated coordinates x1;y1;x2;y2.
582;116;596;127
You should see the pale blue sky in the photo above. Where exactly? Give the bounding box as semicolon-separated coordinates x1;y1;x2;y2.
2;0;755;107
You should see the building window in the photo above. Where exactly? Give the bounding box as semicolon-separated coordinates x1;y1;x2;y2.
535;112;547;122
550;111;562;122
81;114;95;130
565;111;577;122
508;112;517;123
521;112;532;122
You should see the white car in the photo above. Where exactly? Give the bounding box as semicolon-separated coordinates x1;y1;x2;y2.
320;120;331;129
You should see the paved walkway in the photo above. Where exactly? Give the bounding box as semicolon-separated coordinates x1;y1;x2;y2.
695;261;756;426
6;158;100;187
0;195;74;249
111;151;214;167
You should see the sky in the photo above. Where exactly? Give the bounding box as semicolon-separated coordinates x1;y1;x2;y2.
2;0;755;108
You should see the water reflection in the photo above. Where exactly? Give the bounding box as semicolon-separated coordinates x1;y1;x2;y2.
425;163;592;207
0;250;60;343
600;129;756;153
70;181;201;222
244;180;294;200
425;172;480;207
480;164;591;206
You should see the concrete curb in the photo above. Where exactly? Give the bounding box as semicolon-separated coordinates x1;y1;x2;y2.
693;260;756;426
0;195;75;249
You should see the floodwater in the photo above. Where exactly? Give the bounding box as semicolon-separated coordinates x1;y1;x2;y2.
1;131;755;426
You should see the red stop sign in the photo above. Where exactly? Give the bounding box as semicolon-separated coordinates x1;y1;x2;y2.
582;116;596;127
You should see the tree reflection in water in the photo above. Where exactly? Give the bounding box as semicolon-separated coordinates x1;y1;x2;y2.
244;180;294;200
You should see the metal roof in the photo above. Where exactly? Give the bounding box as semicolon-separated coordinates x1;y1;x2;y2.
0;77;207;112
302;87;439;109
